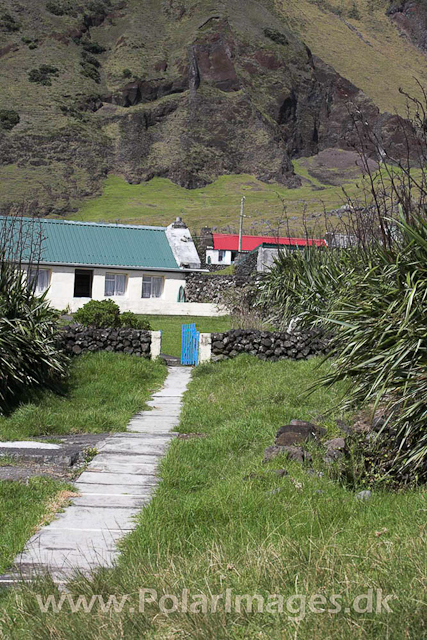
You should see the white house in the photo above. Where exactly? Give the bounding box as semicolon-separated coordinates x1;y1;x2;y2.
2;216;226;316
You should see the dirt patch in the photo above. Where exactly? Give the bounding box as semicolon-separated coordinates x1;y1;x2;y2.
300;148;378;186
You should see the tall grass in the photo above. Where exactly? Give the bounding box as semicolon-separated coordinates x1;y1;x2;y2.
259;216;427;481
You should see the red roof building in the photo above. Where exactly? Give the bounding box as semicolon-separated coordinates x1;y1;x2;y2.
204;232;326;266
212;233;325;251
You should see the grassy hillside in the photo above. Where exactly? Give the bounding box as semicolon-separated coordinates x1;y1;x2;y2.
0;0;425;225
278;0;427;113
73;155;367;233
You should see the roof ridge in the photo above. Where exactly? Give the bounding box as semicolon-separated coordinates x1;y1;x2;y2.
0;216;167;231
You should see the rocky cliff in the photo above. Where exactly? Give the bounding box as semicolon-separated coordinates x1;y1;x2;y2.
0;0;424;215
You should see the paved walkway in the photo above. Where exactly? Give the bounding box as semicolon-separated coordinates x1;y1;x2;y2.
1;367;192;585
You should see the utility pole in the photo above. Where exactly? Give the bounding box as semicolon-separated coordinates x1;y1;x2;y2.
238;196;245;253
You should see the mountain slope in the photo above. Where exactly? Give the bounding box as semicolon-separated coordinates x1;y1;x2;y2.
0;0;425;218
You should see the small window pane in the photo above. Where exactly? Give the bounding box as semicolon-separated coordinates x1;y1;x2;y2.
105;273;126;296
105;274;115;296
29;268;49;293
142;277;151;299
152;277;162;298
37;269;49;292
116;274;126;296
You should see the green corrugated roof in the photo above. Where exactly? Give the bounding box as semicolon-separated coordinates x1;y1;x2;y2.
0;217;180;270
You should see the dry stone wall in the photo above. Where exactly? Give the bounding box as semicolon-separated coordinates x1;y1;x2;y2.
211;329;330;362
60;325;152;358
184;274;237;303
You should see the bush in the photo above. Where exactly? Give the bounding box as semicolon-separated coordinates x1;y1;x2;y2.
349;2;361;19
45;1;74;16
0;110;20;131
83;41;106;54
0;262;68;413
120;312;151;330
122;68;132;78
0;13;20;32
259;216;427;483
74;299;121;328
74;302;152;330
81;51;101;68
28;65;59;86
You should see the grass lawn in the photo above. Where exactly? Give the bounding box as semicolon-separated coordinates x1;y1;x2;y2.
2;356;424;638
0;352;167;441
0;477;74;575
145;314;231;358
73;168;363;233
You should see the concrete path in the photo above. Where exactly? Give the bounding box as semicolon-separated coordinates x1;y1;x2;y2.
0;367;192;585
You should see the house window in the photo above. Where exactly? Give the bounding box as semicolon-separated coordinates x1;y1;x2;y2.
218;250;226;262
28;268;50;294
105;273;127;296
142;276;163;299
177;286;185;302
74;269;93;298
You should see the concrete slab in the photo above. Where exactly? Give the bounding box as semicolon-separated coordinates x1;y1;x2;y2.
48;506;139;532
86;462;158;475
76;472;158;486
146;398;184;406
0;441;61;449
72;495;150;509
92;453;162;466
108;429;176;437
74;483;154;496
98;442;168;456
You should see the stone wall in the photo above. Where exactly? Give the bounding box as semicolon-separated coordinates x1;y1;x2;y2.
60;325;152;358
210;329;330;362
185;273;254;303
184;273;236;303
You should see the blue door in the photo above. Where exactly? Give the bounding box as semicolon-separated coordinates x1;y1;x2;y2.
181;323;199;366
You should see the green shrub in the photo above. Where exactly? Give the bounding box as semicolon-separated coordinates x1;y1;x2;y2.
0;262;68;413
0;110;20;131
81;51;101;68
349;2;361;19
0;13;20;32
122;68;132;78
74;299;120;328
83;41;106;54
28;65;59;86
120;312;151;330
45;1;74;16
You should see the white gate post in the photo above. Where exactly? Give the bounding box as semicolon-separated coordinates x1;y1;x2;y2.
199;333;212;364
150;331;162;359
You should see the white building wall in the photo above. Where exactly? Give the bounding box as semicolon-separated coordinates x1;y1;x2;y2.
205;249;233;266
43;265;227;316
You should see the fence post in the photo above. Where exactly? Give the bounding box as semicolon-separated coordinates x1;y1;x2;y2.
150;331;162;359
199;333;212;364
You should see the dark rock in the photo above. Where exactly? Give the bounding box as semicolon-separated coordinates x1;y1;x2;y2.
282;446;311;464
324;437;346;451
275;422;325;446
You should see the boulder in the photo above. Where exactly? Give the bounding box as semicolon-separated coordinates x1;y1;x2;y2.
275;422;325;446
